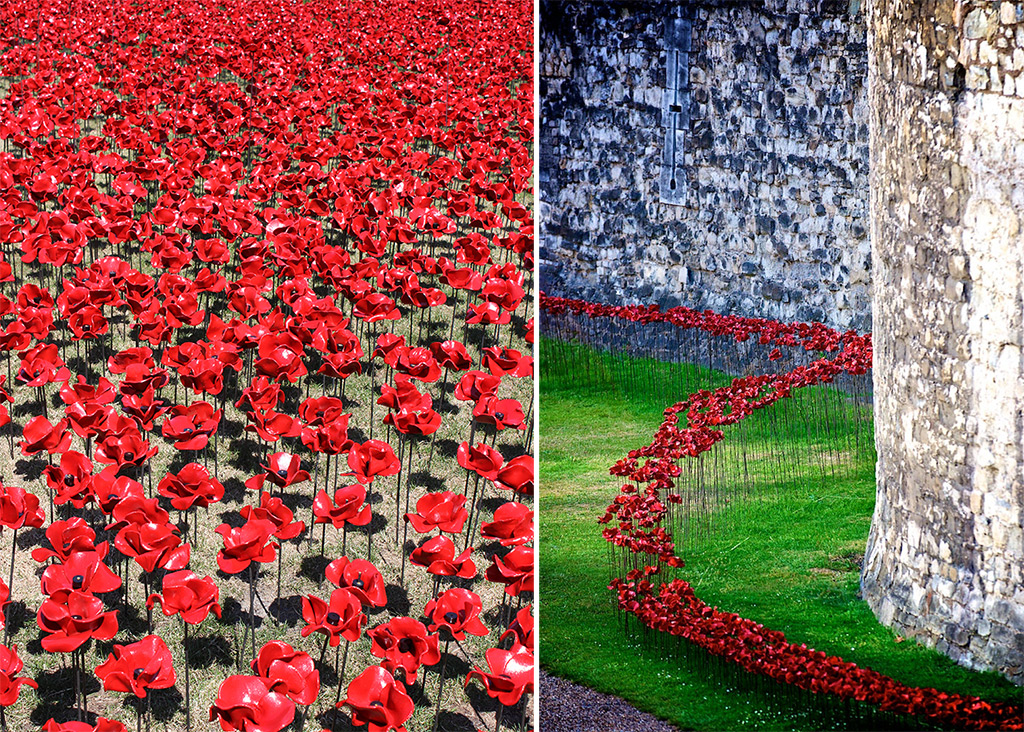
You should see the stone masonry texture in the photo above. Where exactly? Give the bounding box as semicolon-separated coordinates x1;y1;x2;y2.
539;0;872;332
864;0;1024;684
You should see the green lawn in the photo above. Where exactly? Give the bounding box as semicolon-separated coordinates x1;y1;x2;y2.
539;337;1021;731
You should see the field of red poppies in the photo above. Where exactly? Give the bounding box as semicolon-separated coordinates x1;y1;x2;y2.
0;1;534;730
541;295;1023;732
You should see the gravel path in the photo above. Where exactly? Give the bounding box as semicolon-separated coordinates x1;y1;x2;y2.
539;670;684;732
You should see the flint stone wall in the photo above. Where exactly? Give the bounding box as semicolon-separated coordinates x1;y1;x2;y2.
864;0;1024;684
539;0;872;332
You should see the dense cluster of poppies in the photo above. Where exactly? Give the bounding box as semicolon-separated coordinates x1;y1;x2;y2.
0;0;533;729
540;294;1023;731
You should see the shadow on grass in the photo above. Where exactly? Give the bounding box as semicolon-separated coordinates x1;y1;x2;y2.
31;664;102;725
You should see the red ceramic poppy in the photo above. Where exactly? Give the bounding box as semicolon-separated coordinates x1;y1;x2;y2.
404;491;468;534
43;450;94;508
493;455;534;496
500;605;535;648
472;396;526;431
377;378;430;414
251;640;320;706
430;340;472;372
352;293;401;323
324;556;387;608
0;643;37;707
37;590;119;652
147;569;222;624
17;343;70;386
19;416;72;456
313;484;372;528
465;644;534;706
158;462;225;510
40;549;122;599
424;588;488;640
94;430;159;469
485;546;534;597
59;377;114;410
95;634;176;698
114;520;191;573
235;376;285;412
372;333;407;367
255;332;308;384
210;674;295;732
342;666;415;732
367;617;441;684
456;441;504;482
347;440;401;484
453;370;500;402
240;493;305;541
31;517;105;563
300;588;365;647
481;347;533;378
107;347;155;374
245;452;310;493
409;536;476;579
466;302;511;325
0;481;45;530
161;401;222;450
480;502;534;547
394;347;441;383
215;518;278;574
93;468;146;515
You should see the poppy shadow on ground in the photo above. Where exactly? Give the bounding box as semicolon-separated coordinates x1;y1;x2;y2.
124;684;185;721
228;439;266;473
2;600;27;636
16;525;45;549
497;443;529;462
216;508;245;529
269;594;303;626
433;711;478;732
434;438;461;459
13;456;47;480
410;471;445;492
435;398;460;415
464;682;502;715
185;632;233;669
31;665;102;724
318;706;354;732
221;476;248;504
477;540;509;562
479;496;506;514
384;583;410;616
219;415;246;439
299;554;330;583
347;425;369;444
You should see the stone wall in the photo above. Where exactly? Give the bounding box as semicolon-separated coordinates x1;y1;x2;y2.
863;0;1024;684
539;0;872;332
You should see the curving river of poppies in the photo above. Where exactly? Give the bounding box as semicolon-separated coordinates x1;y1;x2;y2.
0;0;533;730
540;293;1023;732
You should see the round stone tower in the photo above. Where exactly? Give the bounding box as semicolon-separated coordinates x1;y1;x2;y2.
863;0;1024;683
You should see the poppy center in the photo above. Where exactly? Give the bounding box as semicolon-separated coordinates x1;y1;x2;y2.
443;611;458;624
351;577;365;589
276;468;289;478
64;474;77;486
71;614;82;620
123;451;134;461
326;611;340;625
133;668;144;679
369;701;384;707
495;412;504;420
397;638;414;653
72;574;84;589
